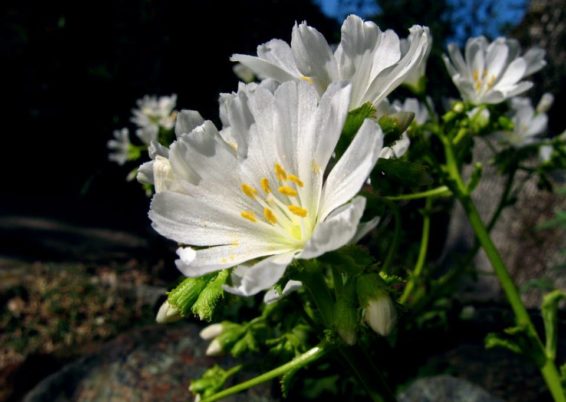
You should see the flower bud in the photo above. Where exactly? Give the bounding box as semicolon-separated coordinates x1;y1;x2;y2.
536;93;554;114
467;106;490;131
156;300;182;324
199;323;224;340
205;338;223;356
153;155;174;193
364;294;397;337
357;274;397;337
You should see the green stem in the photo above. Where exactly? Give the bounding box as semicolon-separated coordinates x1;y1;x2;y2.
400;197;432;304
441;137;566;402
486;168;516;232
200;345;327;402
385;186;451;201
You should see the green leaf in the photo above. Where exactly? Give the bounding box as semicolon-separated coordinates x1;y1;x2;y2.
485;332;523;354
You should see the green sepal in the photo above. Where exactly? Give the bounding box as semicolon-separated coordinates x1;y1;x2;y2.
168;274;214;317
378;112;414;147
356;273;388;307
334;279;358;345
192;269;230;321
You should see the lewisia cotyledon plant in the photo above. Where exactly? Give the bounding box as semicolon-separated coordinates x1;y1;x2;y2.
146;81;384;296
231;15;431;111
443;36;546;105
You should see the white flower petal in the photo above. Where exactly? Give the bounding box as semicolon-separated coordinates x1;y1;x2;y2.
351;216;380;244
319;118;383;221
264;280;303;304
175;110;205;138
223;252;294;296
299;196;367;260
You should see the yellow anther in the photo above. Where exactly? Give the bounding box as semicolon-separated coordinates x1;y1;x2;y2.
288;205;308;217
487;75;497;88
263;208;278;225
241;183;257;199
300;75;314;84
279;186;298;197
260;177;271;193
275;163;287;181
241;211;257;222
472;69;479;82
287;174;304;187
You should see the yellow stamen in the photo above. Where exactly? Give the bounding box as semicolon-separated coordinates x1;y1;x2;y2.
487;75;497;88
260;177;271;193
287;174;304;187
241;211;257;222
300;75;314;84
275;163;287;181
288;205;308;217
472;69;479;82
279;186;298;197
241;183;257;199
263;208;278;225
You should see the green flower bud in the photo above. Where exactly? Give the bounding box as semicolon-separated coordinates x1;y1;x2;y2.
155;300;182;324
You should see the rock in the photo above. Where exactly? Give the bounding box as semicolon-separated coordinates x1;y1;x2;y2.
399;375;504;402
23;323;274;402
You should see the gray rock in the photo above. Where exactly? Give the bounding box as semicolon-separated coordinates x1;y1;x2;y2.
23;323;273;402
399;375;504;402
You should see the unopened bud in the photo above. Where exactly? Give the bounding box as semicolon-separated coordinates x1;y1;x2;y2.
536;93;554;114
200;323;224;340
452;101;465;114
365;295;397;336
233;63;255;83
467;106;490;131
357;274;397;337
156;300;182;324
205;338;223;356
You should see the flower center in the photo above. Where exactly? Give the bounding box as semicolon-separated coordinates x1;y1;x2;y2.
472;69;497;92
239;163;310;243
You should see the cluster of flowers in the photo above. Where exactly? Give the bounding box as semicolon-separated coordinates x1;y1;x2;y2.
108;14;558;348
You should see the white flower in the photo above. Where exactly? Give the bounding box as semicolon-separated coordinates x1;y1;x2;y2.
131;94;177;145
393;98;430;125
401;31;433;93
443;37;546;105
107;128;131;165
231;15;431;111
149;81;384;296
497;96;548;147
539;145;553;163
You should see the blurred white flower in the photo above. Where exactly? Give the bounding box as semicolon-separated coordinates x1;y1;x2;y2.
393;98;430;125
107;128;131;165
443;37;546;105
131;94;177;145
539;145;553;163
231;15;431;110
496;96;548;147
149;81;383;296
